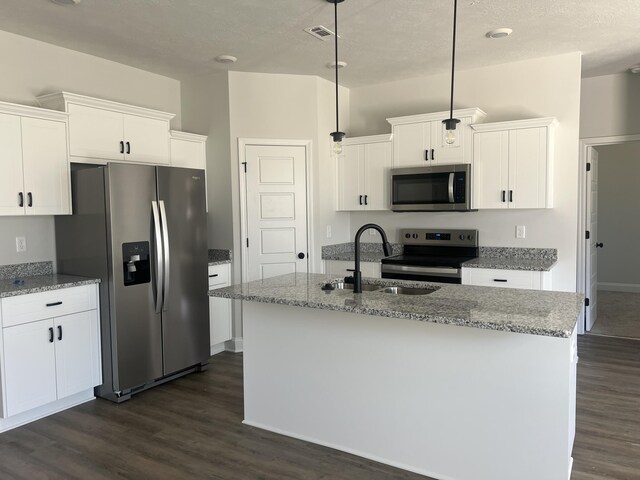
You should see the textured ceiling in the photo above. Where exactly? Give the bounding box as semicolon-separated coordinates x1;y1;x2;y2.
0;0;638;87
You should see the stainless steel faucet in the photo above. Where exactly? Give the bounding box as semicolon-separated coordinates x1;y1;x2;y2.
350;224;392;293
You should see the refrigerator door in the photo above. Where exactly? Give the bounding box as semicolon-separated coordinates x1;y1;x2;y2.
156;166;209;375
106;163;164;391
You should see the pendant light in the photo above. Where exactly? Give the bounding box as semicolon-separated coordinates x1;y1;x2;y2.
442;0;460;145
328;0;345;155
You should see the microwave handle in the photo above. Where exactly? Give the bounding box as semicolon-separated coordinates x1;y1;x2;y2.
448;173;455;203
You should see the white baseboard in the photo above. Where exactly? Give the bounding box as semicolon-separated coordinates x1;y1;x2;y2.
210;343;226;356
598;282;640;293
224;337;243;353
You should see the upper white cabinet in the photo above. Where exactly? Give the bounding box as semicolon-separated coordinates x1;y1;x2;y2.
37;92;174;165
0;102;70;216
471;118;557;209
337;134;392;211
387;108;486;168
170;130;207;170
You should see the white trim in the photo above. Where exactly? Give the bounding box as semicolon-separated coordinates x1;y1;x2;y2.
470;117;558;132
209;343;226;356
0;100;68;122
577;134;640;334
170;130;208;142
341;133;392;145
386;108;487;126
598;282;640;293
237;138;315;284
224;337;243;353
37;92;175;121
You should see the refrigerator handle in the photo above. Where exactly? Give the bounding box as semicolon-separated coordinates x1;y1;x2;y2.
151;201;164;314
159;200;171;312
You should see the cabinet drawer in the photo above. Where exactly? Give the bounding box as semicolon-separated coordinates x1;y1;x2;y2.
1;285;97;328
462;268;542;290
208;264;230;288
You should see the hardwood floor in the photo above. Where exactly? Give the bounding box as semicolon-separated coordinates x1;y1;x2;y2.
0;335;638;479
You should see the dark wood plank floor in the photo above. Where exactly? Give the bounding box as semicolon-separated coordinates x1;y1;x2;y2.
0;335;638;480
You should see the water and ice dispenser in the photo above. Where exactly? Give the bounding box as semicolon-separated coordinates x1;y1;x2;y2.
122;241;151;286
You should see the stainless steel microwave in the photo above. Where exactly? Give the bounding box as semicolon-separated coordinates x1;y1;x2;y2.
391;164;472;212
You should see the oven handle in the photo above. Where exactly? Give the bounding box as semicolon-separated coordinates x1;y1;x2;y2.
448;173;455;203
381;264;461;277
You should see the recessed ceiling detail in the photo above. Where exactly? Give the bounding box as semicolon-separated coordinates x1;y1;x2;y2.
50;0;82;5
327;61;347;69
486;28;512;39
215;55;237;64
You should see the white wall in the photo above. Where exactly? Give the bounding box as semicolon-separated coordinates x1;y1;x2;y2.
348;52;582;292
581;73;640;139
0;29;182;267
594;142;640;290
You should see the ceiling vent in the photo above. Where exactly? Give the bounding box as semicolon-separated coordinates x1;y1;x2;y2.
304;25;336;41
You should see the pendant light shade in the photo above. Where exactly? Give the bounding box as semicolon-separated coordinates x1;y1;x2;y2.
328;0;345;154
443;0;460;145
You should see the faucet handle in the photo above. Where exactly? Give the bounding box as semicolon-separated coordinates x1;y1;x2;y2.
346;269;355;272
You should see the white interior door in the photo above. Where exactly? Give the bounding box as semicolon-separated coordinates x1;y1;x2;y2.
585;148;599;331
0;113;25;215
244;145;308;282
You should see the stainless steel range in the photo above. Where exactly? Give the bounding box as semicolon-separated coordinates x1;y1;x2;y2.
381;228;479;284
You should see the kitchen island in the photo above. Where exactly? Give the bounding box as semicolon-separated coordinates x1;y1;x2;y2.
210;273;583;480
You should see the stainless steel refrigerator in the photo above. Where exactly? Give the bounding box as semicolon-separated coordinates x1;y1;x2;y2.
56;163;209;402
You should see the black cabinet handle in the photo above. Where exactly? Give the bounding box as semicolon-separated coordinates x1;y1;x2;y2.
509;190;513;202
364;195;368;205
46;301;63;307
208;274;219;278
501;190;506;203
119;141;124;154
18;192;23;207
425;150;429;161
27;192;32;207
431;149;435;161
595;242;604;248
49;327;54;343
359;195;363;205
126;141;131;154
57;325;63;341
298;252;305;259
493;279;508;283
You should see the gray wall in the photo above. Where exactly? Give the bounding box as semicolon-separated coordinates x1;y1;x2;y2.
595;142;640;289
0;29;181;267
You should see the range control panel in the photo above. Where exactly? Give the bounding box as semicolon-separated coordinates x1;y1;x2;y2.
400;229;479;247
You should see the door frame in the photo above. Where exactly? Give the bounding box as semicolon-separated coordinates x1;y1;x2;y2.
577;133;640;333
238;138;314;284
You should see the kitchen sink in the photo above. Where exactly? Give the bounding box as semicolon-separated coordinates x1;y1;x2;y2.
379;286;437;296
333;282;382;292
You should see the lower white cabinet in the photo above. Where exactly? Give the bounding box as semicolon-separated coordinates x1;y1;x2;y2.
0;284;101;429
461;268;551;290
324;260;381;279
208;264;232;355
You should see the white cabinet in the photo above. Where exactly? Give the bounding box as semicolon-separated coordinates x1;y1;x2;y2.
170;131;207;170
37;92;174;166
0;285;101;426
337;134;392;211
471;118;557;209
0;103;70;216
325;260;381;278
387;108;486;168
208;263;232;355
461;268;552;290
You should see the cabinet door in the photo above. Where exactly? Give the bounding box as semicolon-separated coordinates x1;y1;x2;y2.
68;104;124;162
508;127;548;209
337;144;365;211
21;117;70;215
364;141;392;210
393;122;430;168
0;113;25;215
170;138;206;170
3;319;57;416
473;131;509;209
54;310;100;399
209;296;232;347
123;114;170;165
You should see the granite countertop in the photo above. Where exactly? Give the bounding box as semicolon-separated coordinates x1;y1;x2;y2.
462;256;557;271
321;242;403;263
0;274;101;299
208;249;232;266
209;273;583;338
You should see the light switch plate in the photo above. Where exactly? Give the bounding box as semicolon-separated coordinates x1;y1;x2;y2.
326;225;332;239
516;225;526;239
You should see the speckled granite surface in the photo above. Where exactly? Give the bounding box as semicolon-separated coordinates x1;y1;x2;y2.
208;249;232;266
463;247;558;271
0;261;53;279
321;242;403;262
209;273;582;338
0;274;100;298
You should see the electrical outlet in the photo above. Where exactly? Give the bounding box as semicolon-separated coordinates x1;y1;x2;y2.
369;228;377;236
326;225;332;238
516;225;526;239
16;236;27;252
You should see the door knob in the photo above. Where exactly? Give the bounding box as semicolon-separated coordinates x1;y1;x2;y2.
595;242;603;248
298;252;305;259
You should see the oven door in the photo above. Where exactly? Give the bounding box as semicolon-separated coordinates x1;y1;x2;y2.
391;164;471;212
381;264;462;284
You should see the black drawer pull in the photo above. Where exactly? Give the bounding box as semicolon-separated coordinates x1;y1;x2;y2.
46;301;63;307
18;192;23;207
501;190;506;203
425;150;429;161
364;195;368;205
431;148;435;160
49;327;54;343
57;325;63;341
493;279;508;283
509;190;513;202
359;195;363;205
119;141;124;154
126;141;131;154
208;274;219;278
27;192;33;207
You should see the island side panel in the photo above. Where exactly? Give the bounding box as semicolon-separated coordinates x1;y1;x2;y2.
242;301;575;480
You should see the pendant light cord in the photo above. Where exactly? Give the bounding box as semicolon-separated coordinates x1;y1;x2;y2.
448;0;458;120
334;0;340;134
